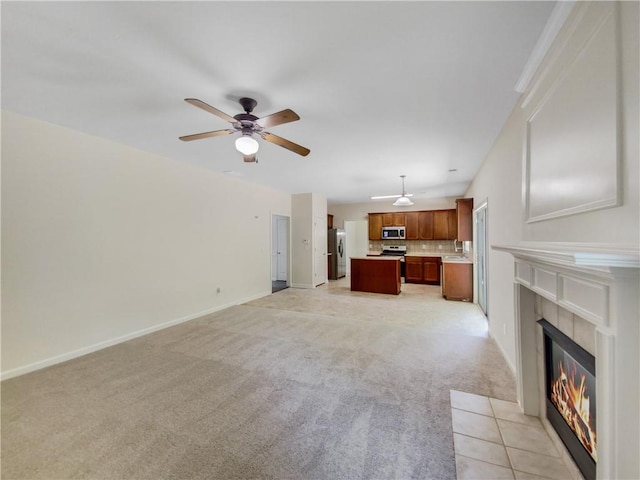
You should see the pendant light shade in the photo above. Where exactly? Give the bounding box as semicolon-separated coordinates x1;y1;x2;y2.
235;135;259;155
392;175;414;206
393;196;414;207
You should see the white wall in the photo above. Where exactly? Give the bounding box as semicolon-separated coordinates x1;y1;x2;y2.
1;111;291;378
291;192;327;288
344;220;368;275
291;193;313;288
465;1;639;370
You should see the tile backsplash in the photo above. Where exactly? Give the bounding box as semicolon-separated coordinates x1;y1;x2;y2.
369;239;464;254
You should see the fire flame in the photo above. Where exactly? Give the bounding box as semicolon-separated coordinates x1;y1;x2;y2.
550;361;597;462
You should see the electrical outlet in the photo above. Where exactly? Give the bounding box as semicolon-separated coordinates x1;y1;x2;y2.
503;323;507;335
217;287;222;294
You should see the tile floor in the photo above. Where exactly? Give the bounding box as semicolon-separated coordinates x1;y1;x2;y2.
450;390;577;480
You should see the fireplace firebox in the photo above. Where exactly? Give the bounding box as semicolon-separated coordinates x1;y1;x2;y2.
539;319;596;480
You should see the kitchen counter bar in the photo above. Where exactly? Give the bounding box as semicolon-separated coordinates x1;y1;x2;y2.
350;257;401;295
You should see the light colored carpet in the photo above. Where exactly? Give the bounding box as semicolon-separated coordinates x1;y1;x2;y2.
1;279;516;479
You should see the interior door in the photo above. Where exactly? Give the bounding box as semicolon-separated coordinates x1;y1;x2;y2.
476;203;488;315
276;218;288;281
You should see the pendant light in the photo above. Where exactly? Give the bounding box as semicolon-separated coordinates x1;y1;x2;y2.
393;175;414;206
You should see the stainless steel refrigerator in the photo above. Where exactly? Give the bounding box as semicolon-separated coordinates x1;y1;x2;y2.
328;228;346;280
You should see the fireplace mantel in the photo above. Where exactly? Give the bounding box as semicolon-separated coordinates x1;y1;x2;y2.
492;241;639;480
493;242;640;271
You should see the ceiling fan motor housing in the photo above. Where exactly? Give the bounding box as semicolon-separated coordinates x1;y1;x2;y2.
238;97;257;114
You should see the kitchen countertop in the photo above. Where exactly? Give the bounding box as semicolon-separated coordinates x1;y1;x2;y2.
366;252;473;263
441;257;473;264
351;256;401;260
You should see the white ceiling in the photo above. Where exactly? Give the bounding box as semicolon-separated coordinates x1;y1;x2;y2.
1;1;556;205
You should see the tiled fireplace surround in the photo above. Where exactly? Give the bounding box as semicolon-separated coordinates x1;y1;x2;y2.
494;243;639;480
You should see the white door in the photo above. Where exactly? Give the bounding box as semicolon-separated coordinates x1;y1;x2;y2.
276;218;288;281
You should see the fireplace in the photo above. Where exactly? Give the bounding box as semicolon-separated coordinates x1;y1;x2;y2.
540;319;596;480
493;242;639;479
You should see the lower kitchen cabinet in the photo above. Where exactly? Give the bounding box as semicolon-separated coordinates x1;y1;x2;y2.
442;262;472;301
405;256;441;285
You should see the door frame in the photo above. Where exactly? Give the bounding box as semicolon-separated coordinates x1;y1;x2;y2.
271;213;290;287
473;199;489;317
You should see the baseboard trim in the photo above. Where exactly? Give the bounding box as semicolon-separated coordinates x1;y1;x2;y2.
489;328;517;376
1;291;270;381
291;283;315;289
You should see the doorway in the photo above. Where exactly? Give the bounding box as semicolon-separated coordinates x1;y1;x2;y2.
271;214;290;293
474;201;488;316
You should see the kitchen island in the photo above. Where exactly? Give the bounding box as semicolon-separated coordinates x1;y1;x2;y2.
350;257;401;295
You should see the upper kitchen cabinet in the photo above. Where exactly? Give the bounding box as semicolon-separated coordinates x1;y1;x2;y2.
370;208;458;240
456;198;473;241
382;212;406;226
433;210;449;240
418;211;434;240
368;213;383;240
433;209;458;240
405;212;419;240
447;209;458;240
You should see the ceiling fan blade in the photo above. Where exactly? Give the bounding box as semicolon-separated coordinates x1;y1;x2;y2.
261;132;310;157
184;98;237;123
243;154;257;163
255;109;300;129
179;129;235;142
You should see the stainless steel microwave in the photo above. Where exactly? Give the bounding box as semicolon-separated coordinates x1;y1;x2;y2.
382;226;406;240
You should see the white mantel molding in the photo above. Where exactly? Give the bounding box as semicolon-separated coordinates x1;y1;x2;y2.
493;242;640;271
493;241;639;480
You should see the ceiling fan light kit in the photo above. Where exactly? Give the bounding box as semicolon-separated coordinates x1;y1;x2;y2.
235;135;259;155
179;97;310;162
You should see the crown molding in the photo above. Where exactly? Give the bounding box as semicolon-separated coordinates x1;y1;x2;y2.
514;1;576;93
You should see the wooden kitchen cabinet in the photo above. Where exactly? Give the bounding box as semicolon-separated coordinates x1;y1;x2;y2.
433;210;449;240
405;256;442;285
447;209;458;240
456;198;473;241
405;212;419;240
368;213;383;240
433;209;458;240
418;211;434;240
370;207;459;241
351;258;401;295
442;262;472;301
382;212;406;226
404;256;423;282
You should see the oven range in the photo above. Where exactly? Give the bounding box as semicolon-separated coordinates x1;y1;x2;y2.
380;245;407;259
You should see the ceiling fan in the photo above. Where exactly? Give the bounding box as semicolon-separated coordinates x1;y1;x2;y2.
179;97;310;163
